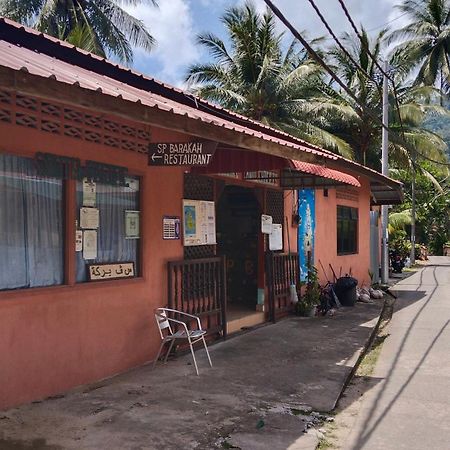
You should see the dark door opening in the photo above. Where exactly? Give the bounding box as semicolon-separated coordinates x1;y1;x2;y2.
216;185;260;311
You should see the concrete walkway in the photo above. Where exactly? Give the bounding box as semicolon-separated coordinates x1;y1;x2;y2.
0;298;385;450
342;256;450;450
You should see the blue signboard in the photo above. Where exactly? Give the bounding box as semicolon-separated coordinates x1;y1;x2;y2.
298;189;316;282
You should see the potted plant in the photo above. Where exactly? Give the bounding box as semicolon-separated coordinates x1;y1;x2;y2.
295;265;320;317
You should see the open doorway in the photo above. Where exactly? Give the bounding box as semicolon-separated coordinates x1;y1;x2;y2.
216;185;260;321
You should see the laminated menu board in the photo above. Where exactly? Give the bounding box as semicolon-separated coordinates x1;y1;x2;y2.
183;199;216;246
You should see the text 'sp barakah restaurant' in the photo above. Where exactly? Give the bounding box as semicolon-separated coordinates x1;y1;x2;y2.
0;17;402;409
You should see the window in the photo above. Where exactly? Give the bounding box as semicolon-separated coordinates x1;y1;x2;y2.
75;177;140;282
337;206;358;255
0;153;64;290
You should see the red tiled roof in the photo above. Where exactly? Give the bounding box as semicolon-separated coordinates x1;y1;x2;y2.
291;160;361;187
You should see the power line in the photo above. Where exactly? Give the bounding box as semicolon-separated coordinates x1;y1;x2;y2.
265;0;450;169
261;0;390;135
305;0;382;96
319;11;410;41
335;0;408;152
335;0;450;168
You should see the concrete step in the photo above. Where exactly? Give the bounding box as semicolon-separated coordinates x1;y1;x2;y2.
227;311;265;334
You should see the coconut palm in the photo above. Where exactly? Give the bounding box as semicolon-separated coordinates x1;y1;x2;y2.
324;28;449;169
0;0;157;64
185;2;355;158
388;0;450;105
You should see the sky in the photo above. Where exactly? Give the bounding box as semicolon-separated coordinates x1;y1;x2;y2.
124;0;410;87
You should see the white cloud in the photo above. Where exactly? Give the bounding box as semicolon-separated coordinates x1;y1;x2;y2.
126;0;200;86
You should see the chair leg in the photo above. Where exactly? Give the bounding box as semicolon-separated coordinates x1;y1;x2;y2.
164;339;176;364
202;336;212;368
188;338;199;376
153;341;165;369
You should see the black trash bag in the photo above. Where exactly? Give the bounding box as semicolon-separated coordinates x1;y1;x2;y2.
335;276;358;306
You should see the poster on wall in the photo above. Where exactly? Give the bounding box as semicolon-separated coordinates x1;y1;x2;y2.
82;178;96;207
83;230;98;260
298;189;316;281
269;223;283;251
183;199;216;246
163;216;181;240
125;210;140;239
80;207;99;229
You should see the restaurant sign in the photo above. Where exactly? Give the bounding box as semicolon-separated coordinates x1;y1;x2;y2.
148;140;217;166
88;262;135;281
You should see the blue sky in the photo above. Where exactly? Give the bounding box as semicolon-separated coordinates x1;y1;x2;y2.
125;0;409;88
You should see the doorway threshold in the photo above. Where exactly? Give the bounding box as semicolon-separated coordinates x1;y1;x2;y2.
227;304;265;334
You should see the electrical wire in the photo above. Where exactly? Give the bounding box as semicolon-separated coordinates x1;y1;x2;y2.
306;0;382;96
262;0;390;136
335;0;450;167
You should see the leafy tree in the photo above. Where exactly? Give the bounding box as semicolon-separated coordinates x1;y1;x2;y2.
390;164;450;254
388;0;450;105
0;0;157;64
325;28;449;169
186;2;355;157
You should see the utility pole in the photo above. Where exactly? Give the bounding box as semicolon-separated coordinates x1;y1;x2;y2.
410;151;416;265
381;61;389;284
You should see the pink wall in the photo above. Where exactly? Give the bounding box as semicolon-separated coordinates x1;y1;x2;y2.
0;122;187;409
314;179;372;287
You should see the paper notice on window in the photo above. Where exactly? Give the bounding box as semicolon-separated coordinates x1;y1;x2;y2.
83;230;97;260
261;214;273;234
82;178;96;207
75;230;83;252
80;207;99;229
269;223;283;251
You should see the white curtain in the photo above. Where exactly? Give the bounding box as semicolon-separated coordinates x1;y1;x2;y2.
0;153;63;289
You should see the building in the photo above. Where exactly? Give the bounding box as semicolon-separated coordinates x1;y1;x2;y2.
0;18;402;410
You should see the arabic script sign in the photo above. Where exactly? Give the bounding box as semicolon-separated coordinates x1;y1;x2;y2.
88;262;135;281
148;140;217;166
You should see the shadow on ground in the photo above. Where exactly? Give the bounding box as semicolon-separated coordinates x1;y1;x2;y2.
0;280;428;450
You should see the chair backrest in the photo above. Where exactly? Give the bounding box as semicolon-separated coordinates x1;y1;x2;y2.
154;308;172;339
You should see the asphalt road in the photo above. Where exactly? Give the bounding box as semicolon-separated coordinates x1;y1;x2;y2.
343;256;450;450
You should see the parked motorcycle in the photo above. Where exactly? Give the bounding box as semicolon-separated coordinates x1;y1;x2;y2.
390;250;405;273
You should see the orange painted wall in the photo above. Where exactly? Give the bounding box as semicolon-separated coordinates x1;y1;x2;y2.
0;122;188;409
314;179;372;287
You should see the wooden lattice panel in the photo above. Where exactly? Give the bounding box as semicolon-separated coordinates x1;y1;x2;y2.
0;89;151;155
184;173;216;260
266;189;284;224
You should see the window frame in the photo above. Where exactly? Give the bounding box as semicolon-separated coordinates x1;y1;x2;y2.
337;205;359;256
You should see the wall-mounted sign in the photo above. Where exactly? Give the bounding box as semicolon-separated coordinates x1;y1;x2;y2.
88;262;134;281
125;210;140;239
269;223;283;251
261;214;273;234
163;216;181;240
83;230;98;260
80;207;99;229
148;140;217;166
82;178;96;207
183;199;216;246
75;230;83;252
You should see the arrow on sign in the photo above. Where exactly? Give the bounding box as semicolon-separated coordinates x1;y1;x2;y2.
151;154;163;162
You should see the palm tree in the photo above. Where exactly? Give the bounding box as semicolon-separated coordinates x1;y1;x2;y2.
185;2;355;157
325;28;449;169
0;0;158;64
388;0;450;105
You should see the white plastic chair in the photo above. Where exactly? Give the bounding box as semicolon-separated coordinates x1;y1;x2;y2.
153;307;212;375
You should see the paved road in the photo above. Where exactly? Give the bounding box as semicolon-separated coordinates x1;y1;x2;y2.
344;256;450;450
